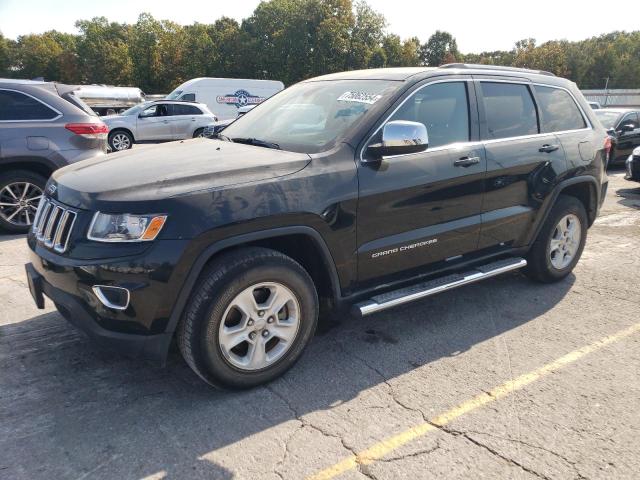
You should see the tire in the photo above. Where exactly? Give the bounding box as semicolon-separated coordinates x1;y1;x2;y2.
524;195;588;283
108;130;133;151
193;128;205;138
0;170;47;233
177;247;319;389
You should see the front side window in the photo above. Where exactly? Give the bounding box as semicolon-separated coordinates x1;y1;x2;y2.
534;85;586;133
619;112;639;129
481;82;538;140
140;104;169;117
0;89;59;121
388;82;470;149
181;93;196;102
222;80;401;154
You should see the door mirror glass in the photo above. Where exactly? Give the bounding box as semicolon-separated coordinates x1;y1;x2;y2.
367;120;428;159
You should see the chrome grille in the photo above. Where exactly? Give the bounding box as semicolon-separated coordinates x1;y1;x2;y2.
32;198;77;253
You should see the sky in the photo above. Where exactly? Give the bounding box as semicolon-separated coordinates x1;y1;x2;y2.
1;0;639;53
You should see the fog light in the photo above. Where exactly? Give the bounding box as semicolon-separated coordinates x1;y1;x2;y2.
92;285;130;310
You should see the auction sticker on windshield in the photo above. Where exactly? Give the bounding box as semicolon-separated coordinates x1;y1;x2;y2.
337;91;383;104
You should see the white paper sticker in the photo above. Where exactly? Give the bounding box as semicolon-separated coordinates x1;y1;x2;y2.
337;91;382;105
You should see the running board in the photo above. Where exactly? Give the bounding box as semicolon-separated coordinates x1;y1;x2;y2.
353;257;527;317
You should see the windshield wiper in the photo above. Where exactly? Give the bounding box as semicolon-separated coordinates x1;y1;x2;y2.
231;137;281;150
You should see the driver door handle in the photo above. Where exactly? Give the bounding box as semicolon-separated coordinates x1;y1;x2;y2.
454;156;481;167
539;144;560;153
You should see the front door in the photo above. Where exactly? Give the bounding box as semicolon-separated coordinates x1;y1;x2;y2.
136;104;173;141
357;78;486;282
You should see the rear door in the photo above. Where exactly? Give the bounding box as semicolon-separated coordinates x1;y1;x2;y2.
136;103;173;140
476;79;566;250
357;77;486;282
171;104;202;139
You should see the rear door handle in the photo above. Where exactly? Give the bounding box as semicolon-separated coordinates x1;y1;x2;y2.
454;156;481;167
539;144;560;153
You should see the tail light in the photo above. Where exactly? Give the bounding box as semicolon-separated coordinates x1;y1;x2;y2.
604;136;612;155
65;123;109;138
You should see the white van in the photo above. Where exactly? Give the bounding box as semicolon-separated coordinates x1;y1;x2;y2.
166;78;285;120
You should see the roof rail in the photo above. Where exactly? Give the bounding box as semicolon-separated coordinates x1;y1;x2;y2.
440;63;556;77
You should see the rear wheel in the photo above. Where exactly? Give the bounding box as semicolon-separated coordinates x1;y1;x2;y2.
177;247;318;389
525;195;588;283
0;170;46;233
108;130;133;151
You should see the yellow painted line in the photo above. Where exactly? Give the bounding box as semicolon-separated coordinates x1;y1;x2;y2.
307;321;640;480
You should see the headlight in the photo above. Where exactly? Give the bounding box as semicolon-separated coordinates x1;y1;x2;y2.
88;213;167;242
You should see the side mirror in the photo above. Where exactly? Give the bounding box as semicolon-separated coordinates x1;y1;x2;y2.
618;123;635;133
366;120;428;160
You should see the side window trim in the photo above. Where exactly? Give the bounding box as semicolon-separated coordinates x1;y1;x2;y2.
533;83;591;134
359;77;477;163
0;88;63;123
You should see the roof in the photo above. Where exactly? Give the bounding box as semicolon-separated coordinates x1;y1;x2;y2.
307;68;434;82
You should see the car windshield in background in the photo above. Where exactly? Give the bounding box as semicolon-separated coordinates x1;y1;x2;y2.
594;110;621;129
222;80;401;153
166;90;182;100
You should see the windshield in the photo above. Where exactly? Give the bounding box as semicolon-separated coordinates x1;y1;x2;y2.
166;90;183;100
120;102;152;116
222;80;401;153
594;110;621;129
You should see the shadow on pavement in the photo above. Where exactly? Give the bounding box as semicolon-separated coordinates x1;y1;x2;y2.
0;271;575;479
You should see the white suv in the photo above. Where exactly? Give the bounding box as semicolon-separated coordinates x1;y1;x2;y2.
103;100;218;151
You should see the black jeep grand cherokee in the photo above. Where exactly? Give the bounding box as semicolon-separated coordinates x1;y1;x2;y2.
26;65;608;388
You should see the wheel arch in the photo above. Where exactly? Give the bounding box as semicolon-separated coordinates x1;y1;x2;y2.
165;226;342;336
109;127;135;142
0;156;57;179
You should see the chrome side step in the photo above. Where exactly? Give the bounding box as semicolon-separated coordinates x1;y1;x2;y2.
353;257;527;317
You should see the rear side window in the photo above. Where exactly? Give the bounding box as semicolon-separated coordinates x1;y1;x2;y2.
173;104;202;115
534;86;586;132
0;89;59;121
480;82;538;140
389;82;470;148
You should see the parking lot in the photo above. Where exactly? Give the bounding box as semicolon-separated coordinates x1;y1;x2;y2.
1;170;639;480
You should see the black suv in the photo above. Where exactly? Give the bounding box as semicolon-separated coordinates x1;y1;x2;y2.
594;108;640;165
26;65;608;388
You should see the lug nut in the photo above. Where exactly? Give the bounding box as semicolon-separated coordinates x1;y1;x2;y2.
262;330;269;337
247;319;254;326
267;316;275;324
258;311;265;317
249;332;256;340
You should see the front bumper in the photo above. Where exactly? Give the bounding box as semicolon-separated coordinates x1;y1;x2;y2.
26;263;172;363
26;237;191;364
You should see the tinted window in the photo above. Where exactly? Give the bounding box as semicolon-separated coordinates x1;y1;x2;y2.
619;112;639;129
173;104;202;115
389;82;470;148
0;89;59;121
534;85;586;132
181;93;196;102
481;82;538;139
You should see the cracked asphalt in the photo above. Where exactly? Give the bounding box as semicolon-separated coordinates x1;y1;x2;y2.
1;170;639;480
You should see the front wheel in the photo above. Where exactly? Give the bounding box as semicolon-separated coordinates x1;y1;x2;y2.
524;195;588;283
177;247;318;389
193;128;205;138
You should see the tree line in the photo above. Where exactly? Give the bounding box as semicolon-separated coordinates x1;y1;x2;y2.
1;0;638;93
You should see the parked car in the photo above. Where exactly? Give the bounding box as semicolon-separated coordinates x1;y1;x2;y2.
26;64;608;389
588;101;602;109
594;108;640;165
102;100;217;151
203;105;257;138
0;79;107;233
625;146;640;182
166;78;283;120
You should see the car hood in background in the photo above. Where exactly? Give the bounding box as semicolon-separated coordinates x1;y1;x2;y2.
50;139;311;208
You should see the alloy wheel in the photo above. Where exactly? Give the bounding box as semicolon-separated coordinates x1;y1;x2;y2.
218;282;300;371
111;133;131;150
0;182;43;227
549;213;582;270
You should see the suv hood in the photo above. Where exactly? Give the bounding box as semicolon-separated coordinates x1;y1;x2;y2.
51;139;311;208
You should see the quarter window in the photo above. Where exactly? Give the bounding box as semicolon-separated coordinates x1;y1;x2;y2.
480;82;538;139
389;82;470;148
0;89;59;121
534;85;586;132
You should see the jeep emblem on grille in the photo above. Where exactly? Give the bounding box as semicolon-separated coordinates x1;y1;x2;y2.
47;184;57;195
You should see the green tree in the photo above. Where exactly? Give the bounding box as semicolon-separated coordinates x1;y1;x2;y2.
0;32;11;77
420;30;459;66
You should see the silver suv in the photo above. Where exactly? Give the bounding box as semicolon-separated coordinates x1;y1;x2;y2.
0;79;107;233
102;100;218;151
